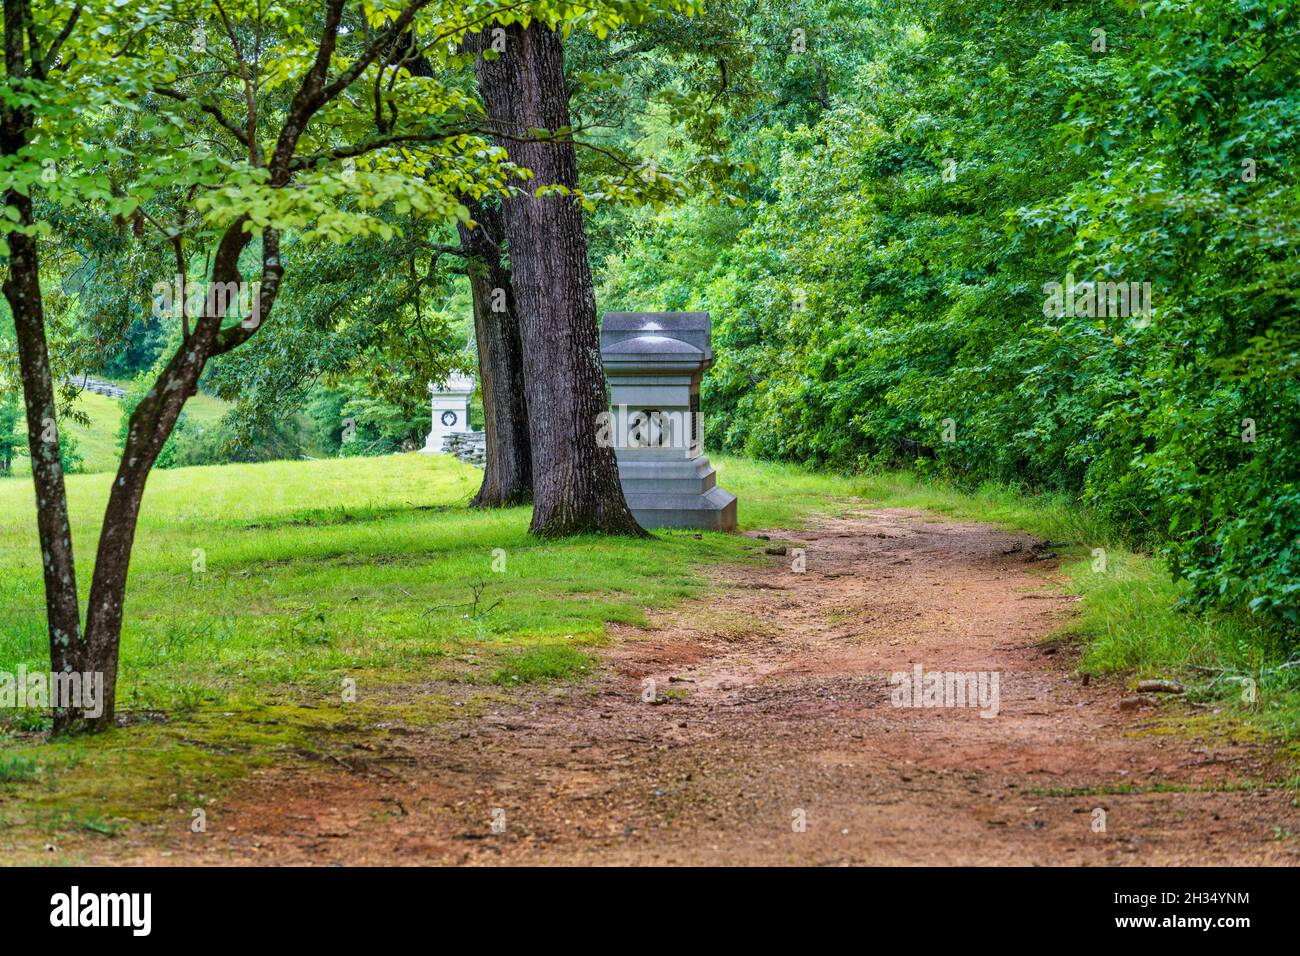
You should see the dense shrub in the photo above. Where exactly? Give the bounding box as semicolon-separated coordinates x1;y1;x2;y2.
600;0;1300;631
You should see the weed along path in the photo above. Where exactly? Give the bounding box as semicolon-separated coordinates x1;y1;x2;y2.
129;509;1298;865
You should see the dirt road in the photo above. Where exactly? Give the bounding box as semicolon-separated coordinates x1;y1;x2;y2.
127;509;1300;865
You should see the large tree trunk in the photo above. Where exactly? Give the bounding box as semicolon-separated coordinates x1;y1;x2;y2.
458;200;532;507
472;22;644;537
406;39;531;508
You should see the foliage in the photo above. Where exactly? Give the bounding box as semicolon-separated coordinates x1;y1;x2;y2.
0;388;82;475
115;377;189;470
0;391;19;476
599;0;1300;633
169;414;309;468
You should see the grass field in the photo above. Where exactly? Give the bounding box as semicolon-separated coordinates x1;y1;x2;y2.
0;452;1292;853
0;454;854;713
60;391;121;475
8;385;231;476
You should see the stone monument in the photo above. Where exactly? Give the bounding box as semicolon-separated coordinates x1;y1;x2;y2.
419;372;474;454
599;312;737;531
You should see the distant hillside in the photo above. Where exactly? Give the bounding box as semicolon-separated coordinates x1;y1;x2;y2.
7;383;230;476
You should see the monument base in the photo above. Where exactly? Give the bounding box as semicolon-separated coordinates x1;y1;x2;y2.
615;454;737;531
625;485;737;532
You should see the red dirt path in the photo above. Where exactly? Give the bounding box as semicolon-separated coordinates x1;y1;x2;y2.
118;509;1300;865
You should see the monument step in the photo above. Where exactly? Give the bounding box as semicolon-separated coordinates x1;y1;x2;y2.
625;486;737;532
617;457;717;495
621;476;716;495
613;447;704;463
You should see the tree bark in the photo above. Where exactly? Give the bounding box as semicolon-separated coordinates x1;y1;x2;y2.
79;222;259;729
1;192;85;733
472;22;644;537
3;0;84;733
407;40;531;507
2;0;465;731
458;200;532;507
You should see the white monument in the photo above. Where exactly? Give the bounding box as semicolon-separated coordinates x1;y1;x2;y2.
420;372;474;454
599;312;737;531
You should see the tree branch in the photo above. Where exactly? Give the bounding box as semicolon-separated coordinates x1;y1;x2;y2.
214;0;260;164
40;3;80;76
152;86;252;151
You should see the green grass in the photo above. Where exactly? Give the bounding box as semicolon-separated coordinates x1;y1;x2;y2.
0;753;42;783
62;391;123;475
93;375;229;427
172;390;229;428
0;454;856;712
0;452;852;707
7;389;124;476
489;645;596;685
0;452;1293;856
0;452;864;855
8;386;231;476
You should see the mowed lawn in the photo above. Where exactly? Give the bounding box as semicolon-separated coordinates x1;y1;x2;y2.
0;453;862;714
9;386;231;476
0;453;870;852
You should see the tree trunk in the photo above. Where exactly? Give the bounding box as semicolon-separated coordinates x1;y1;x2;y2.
3;0;86;731
1;0;397;732
78;223;256;730
405;38;531;508
1;190;85;733
458;200;532;507
472;21;644;537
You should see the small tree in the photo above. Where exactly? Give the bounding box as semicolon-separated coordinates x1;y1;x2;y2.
0;390;20;475
2;0;521;731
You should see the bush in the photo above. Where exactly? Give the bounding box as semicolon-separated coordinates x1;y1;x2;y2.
116;377;188;469
599;0;1300;633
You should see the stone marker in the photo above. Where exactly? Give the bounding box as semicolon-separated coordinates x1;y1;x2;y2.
419;372;474;454
599;312;737;531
